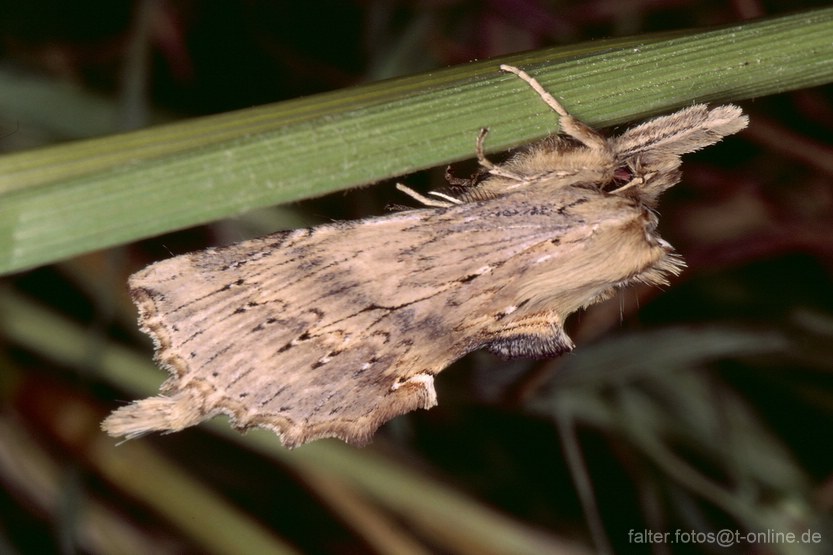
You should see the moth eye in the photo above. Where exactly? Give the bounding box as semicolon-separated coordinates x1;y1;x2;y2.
613;165;634;184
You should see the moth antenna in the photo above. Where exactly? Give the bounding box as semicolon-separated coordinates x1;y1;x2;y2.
500;64;608;151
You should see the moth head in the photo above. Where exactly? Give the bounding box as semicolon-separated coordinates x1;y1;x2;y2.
611;104;748;206
611;156;683;208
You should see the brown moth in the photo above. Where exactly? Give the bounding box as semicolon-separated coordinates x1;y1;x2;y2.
103;64;747;448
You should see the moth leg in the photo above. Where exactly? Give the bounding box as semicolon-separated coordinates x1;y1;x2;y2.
395;183;457;208
500;64;608;152
476;128;529;181
428;191;464;205
609;177;643;194
609;160;655;194
484;311;574;359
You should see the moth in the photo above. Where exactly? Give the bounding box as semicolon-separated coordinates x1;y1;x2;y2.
103;64;747;448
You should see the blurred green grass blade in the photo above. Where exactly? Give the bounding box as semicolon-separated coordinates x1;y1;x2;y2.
2;7;833;274
531;325;819;537
0;293;301;555
0;68;174;141
230;429;591;555
0;289;586;555
89;433;300;555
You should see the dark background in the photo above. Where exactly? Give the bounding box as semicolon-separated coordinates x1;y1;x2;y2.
1;2;831;554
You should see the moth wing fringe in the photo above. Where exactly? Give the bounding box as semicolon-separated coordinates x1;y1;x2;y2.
102;379;438;448
101;390;207;440
251;373;438;448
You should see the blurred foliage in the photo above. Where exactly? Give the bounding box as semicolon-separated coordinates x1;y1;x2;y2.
1;2;832;554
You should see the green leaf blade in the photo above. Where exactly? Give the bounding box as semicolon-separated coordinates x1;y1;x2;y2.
1;7;832;274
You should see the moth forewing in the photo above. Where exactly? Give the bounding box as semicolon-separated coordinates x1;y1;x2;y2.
516;203;676;314
102;64;747;448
